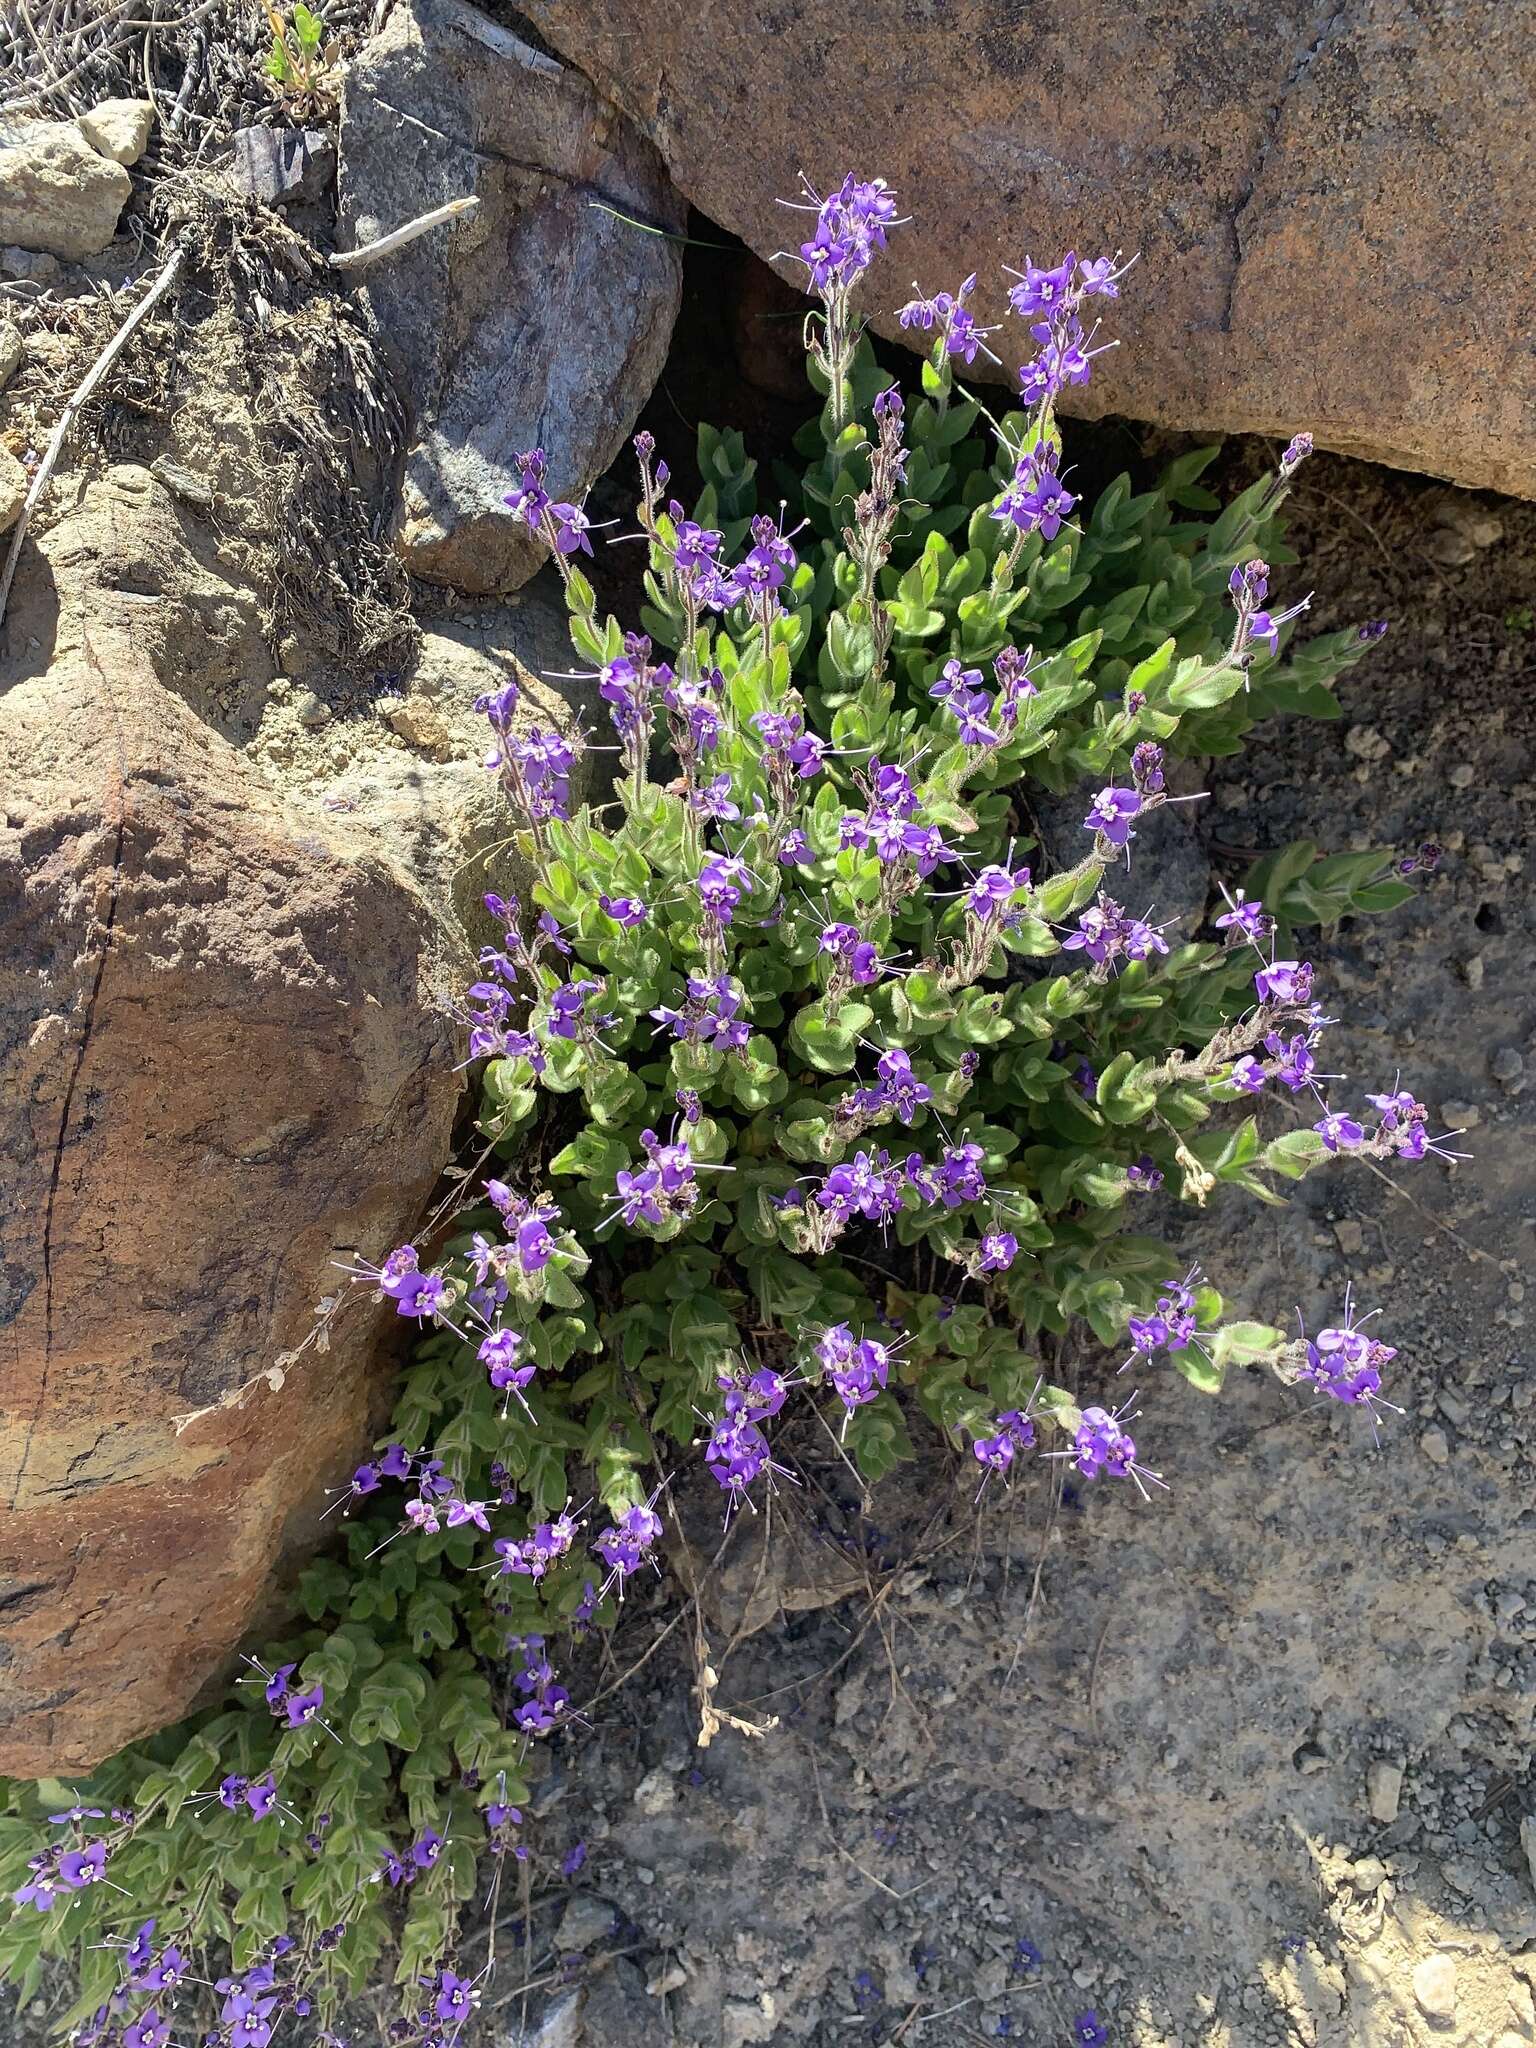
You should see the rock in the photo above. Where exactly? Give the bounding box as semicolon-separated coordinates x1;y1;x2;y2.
520;0;1536;499
1521;1812;1536;1895
1420;1428;1450;1466
631;1767;675;1818
0;117;132;259
1367;1759;1405;1825
1333;1219;1364;1256
0;446;26;533
556;1891;619;1950
1441;1100;1481;1130
1411;1953;1456;2021
507;1989;583;2048
0;320;22;389
1491;1047;1524;1086
338;0;683;594
1435;496;1506;550
77;98;155;167
0;465;464;1773
230;125;336;208
1;245;61;284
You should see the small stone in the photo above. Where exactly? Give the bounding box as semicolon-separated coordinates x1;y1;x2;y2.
292;688;330;727
1;244;60;282
1333;1219;1364;1255
508;1988;583;2048
1411;1952;1455;2021
1520;1812;1536;1895
555;1891;618;1951
1447;762;1477;789
231;125;336;207
0;446;26;534
631;1766;674;1817
1344;724;1391;762
1491;1046;1524;1085
1461;953;1485;991
1426;528;1477;568
1351;1856;1387;1891
0;320;21;389
1367;1760;1404;1824
1420;1428;1449;1466
1436;498;1505;550
1440;1100;1481;1129
77;98;155;166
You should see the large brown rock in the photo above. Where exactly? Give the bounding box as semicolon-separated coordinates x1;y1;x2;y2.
338;0;685;593
519;0;1536;499
0;468;466;1773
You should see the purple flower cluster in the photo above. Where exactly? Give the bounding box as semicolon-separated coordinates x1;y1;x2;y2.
652;971;750;1052
493;1508;580;1584
13;1835;108;1912
377;1828;445;1889
817;1323;894;1418
1061;1398;1166;1497
839;758;955;881
842;1045;932;1127
973;1405;1036;1481
1228;558;1311;660
593;1498;664;1591
608;1125;702;1230
1125;1270;1203;1364
508;1633;570;1734
897;272;999;365
1061;892;1170;976
263;1662;325;1729
792;173;901;294
1005;249;1127;404
705;1367;793;1514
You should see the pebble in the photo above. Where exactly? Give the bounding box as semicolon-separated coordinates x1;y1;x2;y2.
1411;1952;1456;2020
1447;762;1477;789
1491;1046;1524;1085
631;1767;675;1817
293;688;330;727
1367;1759;1405;1824
1440;1100;1481;1129
1420;1428;1450;1465
555;1891;618;1951
1333;1219;1364;1255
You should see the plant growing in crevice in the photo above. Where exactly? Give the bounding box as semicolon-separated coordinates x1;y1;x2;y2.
0;174;1456;2046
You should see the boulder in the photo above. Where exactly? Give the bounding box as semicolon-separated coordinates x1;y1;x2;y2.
0;469;584;1773
77;98;155;167
0;116;132;259
338;0;684;594
518;0;1536;499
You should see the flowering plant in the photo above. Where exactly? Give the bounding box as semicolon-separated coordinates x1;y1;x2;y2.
0;175;1451;2045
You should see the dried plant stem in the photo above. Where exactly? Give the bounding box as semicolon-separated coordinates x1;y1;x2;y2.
0;246;184;632
329;195;478;272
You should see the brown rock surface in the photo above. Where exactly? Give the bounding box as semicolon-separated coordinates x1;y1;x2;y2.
520;0;1536;498
0;467;462;1773
338;0;685;594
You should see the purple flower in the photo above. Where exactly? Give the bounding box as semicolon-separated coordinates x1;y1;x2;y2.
58;1842;106;1889
1313;1108;1364;1153
1083;786;1142;846
411;1830;443;1870
434;1971;477;2023
598;892;648;927
245;1777;277;1819
1073;2013;1109;2048
793;173;901;293
1125;1157;1164;1193
284;1685;323;1729
1004;252;1076;318
976;1229;1018;1273
1229;1055;1266;1094
548;501;594;557
698;853;751;926
1253;958;1312;1005
1214;890;1270;944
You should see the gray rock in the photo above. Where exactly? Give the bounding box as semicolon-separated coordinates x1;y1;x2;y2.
1521;1812;1536;1896
505;1988;583;2047
0;446;26;534
555;1891;619;1951
1;245;61;284
230;125;336;208
337;0;683;594
77;98;154;166
1366;1759;1404;1824
0;117;132;258
0;320;21;388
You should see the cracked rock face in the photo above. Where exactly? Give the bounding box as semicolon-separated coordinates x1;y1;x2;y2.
0;468;462;1773
338;0;685;593
519;0;1536;498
